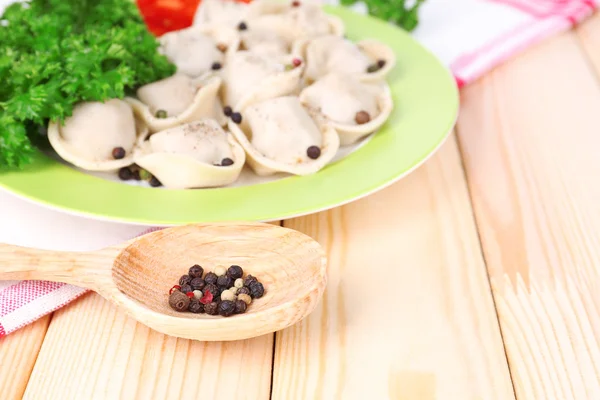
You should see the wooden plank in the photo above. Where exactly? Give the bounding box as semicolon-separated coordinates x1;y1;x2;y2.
577;13;600;73
23;293;274;399
457;31;600;399
0;315;51;400
272;136;515;399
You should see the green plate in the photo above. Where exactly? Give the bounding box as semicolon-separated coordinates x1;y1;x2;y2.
0;7;459;226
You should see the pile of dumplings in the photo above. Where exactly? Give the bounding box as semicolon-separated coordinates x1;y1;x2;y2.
47;0;395;189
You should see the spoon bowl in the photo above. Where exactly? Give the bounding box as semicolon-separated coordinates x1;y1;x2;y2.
1;222;327;341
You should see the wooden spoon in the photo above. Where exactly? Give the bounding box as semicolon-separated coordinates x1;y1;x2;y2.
0;222;327;341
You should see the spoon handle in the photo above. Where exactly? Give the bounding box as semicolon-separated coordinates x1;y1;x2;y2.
0;243;115;288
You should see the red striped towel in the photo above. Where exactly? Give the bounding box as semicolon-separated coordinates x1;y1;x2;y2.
0;0;597;338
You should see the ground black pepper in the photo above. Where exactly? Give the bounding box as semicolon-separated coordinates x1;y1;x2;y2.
235;300;247;314
219;300;236;317
248;281;265;298
217;275;233;288
221;158;234;167
190;277;205;291
188;299;204;313
112;147;126;159
307;146;321;159
169;291;190;312
231;112;242;124
179;275;191;286
205;301;219;315
118;167;132;180
189;265;204;278
227;265;243;280
204;272;218;285
238;21;248;30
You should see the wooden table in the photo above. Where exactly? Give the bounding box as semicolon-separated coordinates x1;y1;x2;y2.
2;15;600;400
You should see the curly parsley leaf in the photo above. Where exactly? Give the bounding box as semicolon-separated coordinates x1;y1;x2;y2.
341;0;426;32
0;0;175;168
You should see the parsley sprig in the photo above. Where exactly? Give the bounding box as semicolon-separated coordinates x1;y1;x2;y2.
0;0;175;168
341;0;426;32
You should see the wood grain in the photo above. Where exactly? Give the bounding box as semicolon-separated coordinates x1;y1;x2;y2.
23;293;274;400
272;136;515;399
457;29;600;399
0;315;51;400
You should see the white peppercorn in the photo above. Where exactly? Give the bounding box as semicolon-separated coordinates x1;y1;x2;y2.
234;278;244;288
221;289;236;302
230;287;239;295
193;290;203;299
238;293;252;305
215;265;227;276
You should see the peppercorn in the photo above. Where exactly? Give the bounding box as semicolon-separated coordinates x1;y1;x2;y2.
221;289;236;302
118;167;132;180
307;146;321;160
139;169;151;181
214;266;227;277
200;288;214;304
234;278;244;288
189;264;203;278
149;176;162;187
223;106;233;117
235;300;247;314
231;112;242;124
181;284;193;294
193;290;203;299
377;59;386;68
225;265;242;280
155;109;168;119
292;58;302;67
169;291;190;312
238;293;252;305
367;63;381;73
249;281;265;298
219;300;236;317
179;275;191;286
204;283;220;297
205;301;219;315
237;286;251;296
244;275;258;286
221;158;234;167
230;286;239;295
238;21;248;31
190;277;205;291
211;62;222;70
186;292;195;299
188;299;204;313
205;272;218;284
216;43;228;52
112;147;126;160
355;111;371;125
169;285;181;295
217;275;233;288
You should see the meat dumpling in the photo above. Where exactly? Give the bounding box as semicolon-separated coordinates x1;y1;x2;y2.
134;119;245;189
126;73;226;133
296;35;395;84
221;51;304;110
228;96;339;176
159;25;240;78
48;99;148;171
299;73;393;145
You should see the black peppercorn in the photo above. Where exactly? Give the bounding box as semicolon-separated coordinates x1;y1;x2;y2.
179;275;191;286
244;275;258;286
237;286;251;296
211;62;222;70
155;109;168;119
306;146;321;160
188;299;205;313
180;284;193;294
205;301;219;315
169;291;190;312
205;272;218;285
204;283;220;297
149;176;162;187
118;167;132;181
217;275;233;288
189;264;204;278
219;300;236;317
238;21;248;30
227;265;243;280
112;147;126;160
190;277;205;291
221;158;234;167
223;106;233;117
231;112;242;124
235;300;247;314
249;281;265;298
